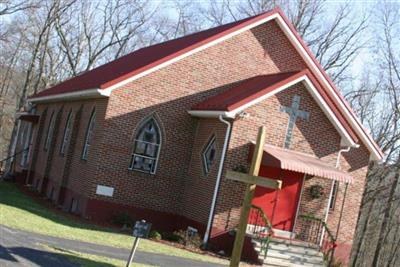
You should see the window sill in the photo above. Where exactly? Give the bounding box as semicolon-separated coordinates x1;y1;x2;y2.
128;168;155;175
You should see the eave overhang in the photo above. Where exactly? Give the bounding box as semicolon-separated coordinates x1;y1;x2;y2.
28;88;110;104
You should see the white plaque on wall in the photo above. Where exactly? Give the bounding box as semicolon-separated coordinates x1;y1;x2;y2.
96;185;114;197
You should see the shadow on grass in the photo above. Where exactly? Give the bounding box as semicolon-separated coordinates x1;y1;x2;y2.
0;181;124;236
0;245;115;267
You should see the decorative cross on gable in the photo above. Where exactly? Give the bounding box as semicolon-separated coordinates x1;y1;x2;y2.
280;95;309;149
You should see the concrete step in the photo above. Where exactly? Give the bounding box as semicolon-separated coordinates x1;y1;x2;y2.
269;238;319;249
256;247;324;261
252;237;326;267
262;254;325;266
255;244;324;257
259;254;324;266
260;251;325;265
263;256;325;267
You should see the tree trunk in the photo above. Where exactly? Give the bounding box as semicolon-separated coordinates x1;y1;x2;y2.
371;172;400;267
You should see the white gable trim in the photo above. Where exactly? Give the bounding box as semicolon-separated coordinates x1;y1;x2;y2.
188;75;357;148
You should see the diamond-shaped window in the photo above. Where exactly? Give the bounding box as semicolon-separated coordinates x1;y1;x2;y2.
202;136;217;174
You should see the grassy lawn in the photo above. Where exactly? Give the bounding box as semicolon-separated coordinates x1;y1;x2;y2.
0;181;227;265
41;244;156;267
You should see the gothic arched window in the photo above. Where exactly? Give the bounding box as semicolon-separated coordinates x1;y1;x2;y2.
44;111;56;151
82;108;96;160
129;117;161;174
60;110;73;156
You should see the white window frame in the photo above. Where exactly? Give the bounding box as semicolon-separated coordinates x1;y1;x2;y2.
20;123;32;168
19;123;27;147
44;112;56;151
82;109;96;160
129;118;161;175
329;180;339;211
202;135;217;174
60;111;73;156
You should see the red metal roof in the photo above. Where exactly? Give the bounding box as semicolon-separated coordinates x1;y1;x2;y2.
30;10;277;99
192;71;303;111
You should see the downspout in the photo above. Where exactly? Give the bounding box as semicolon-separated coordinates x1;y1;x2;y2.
329;145;359;264
203;115;232;246
320;146;352;247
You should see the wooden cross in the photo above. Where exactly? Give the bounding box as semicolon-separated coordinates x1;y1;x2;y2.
228;126;282;267
280;95;309;149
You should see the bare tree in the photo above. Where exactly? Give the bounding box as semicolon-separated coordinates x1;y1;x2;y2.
151;1;205;42
54;0;155;76
2;0;69;167
0;0;39;41
350;2;400;266
0;0;37;16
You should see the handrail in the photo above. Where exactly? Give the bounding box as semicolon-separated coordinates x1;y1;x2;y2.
0;147;30;172
299;214;336;264
300;214;335;241
251;204;273;229
0;148;29;163
249;204;273;259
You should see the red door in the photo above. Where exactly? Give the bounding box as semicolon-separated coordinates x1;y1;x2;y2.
250;166;303;231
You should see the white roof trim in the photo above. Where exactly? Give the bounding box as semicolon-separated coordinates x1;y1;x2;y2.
188;110;234;118
189;75;357;148
29;88;109;103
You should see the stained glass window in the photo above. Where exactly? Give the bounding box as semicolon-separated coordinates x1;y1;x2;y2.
329;181;339;210
129;118;161;174
44;112;56;151
60;111;73;156
202;136;216;174
82;109;96;160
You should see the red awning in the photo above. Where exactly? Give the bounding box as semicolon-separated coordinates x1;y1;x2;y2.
17;113;40;124
252;144;353;183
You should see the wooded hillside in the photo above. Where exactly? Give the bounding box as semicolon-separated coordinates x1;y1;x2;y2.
351;168;399;267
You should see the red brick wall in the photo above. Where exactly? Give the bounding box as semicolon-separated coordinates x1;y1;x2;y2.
180;118;229;225
26;98;108;211
29;106;52;191
85;20;306;219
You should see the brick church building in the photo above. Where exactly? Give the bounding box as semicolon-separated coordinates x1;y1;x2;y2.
11;8;383;265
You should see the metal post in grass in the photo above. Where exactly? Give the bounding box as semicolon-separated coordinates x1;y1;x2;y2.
126;220;152;267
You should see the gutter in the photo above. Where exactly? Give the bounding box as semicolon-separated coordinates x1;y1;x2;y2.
202;115;232;245
28;88;109;104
